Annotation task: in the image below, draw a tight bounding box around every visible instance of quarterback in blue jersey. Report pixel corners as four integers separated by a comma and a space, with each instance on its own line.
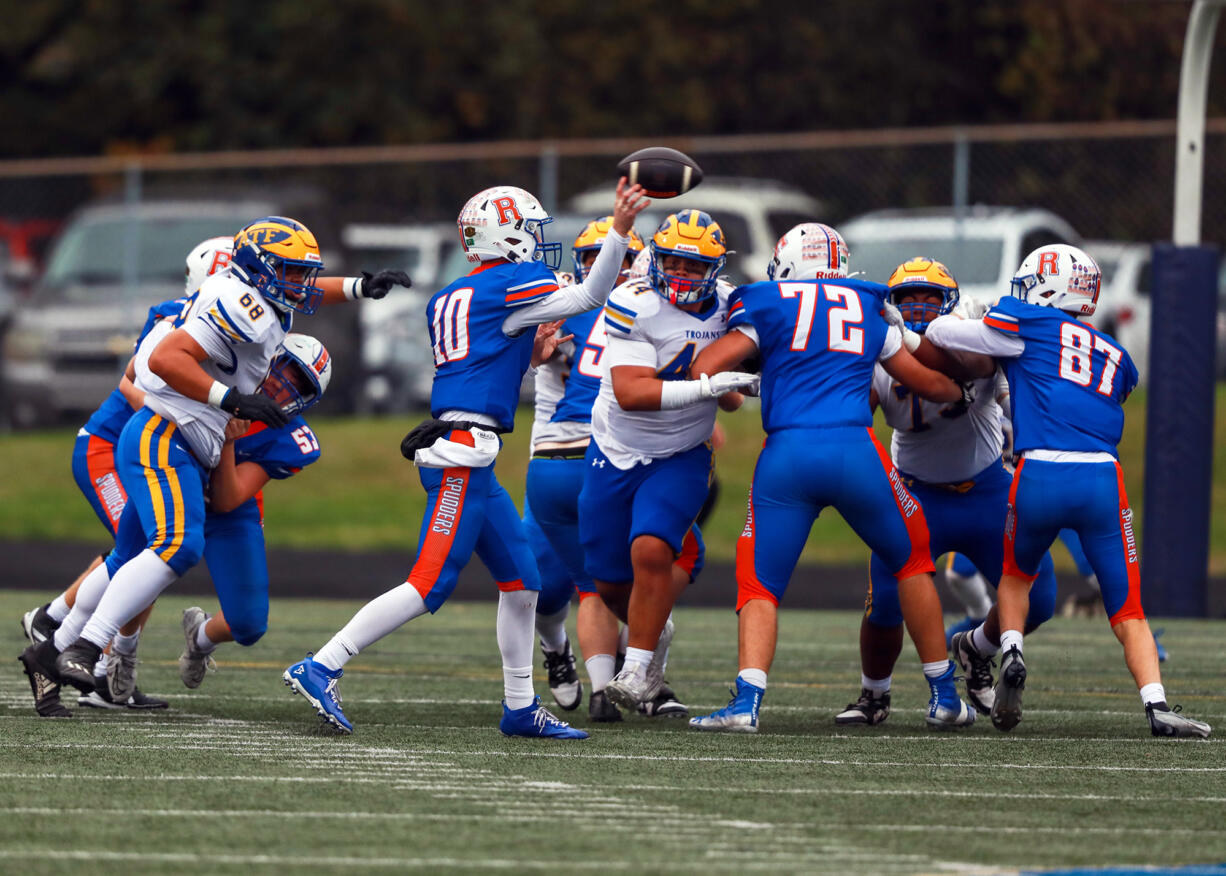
686, 223, 976, 734
835, 257, 1058, 727
922, 244, 1209, 738
284, 180, 649, 738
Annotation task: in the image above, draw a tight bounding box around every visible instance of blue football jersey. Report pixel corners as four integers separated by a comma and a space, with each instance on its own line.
83, 297, 189, 442
549, 307, 604, 425
428, 261, 558, 431
728, 278, 891, 432
234, 416, 321, 479
984, 297, 1138, 455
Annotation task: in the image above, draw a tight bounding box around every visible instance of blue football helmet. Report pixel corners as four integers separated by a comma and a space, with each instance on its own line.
231, 217, 325, 316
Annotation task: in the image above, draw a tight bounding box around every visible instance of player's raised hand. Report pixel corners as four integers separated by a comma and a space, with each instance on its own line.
224, 417, 251, 442
219, 388, 290, 429
612, 176, 650, 236
360, 270, 412, 299
882, 301, 906, 330
532, 319, 574, 367
700, 371, 760, 398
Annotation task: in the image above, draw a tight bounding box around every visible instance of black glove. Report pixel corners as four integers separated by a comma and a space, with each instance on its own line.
400, 419, 455, 461
360, 270, 412, 300
219, 388, 290, 429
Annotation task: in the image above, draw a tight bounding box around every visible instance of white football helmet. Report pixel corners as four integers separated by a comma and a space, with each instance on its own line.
185, 236, 235, 295
260, 333, 332, 416
767, 223, 849, 281
456, 186, 561, 269
627, 247, 652, 280
1010, 244, 1102, 317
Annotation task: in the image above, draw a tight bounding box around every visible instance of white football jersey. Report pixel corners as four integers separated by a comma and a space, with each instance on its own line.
528, 343, 591, 453
590, 278, 733, 469
871, 364, 1002, 483
135, 270, 290, 467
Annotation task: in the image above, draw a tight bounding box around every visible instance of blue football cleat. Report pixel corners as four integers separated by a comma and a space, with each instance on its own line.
1152, 628, 1169, 663
925, 662, 976, 729
283, 655, 353, 734
500, 696, 589, 739
689, 677, 764, 733
944, 614, 982, 651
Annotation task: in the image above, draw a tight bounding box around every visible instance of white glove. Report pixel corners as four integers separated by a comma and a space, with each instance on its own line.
961, 296, 991, 319
702, 371, 760, 397
882, 301, 906, 330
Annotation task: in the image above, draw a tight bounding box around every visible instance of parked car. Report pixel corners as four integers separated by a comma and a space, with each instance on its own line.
2, 194, 354, 428
838, 206, 1080, 304
568, 177, 823, 283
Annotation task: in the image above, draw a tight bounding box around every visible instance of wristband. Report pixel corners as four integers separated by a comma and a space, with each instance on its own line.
659, 377, 709, 410
343, 276, 364, 300
902, 329, 922, 353
207, 380, 230, 409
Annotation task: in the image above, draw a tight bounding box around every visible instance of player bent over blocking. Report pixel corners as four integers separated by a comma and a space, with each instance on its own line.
835, 258, 1059, 726
21, 218, 406, 712
578, 209, 758, 713
921, 244, 1209, 738
284, 180, 648, 737
686, 223, 975, 733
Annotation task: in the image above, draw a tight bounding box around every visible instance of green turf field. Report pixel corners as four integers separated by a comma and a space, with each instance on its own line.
3, 589, 1223, 875
4, 384, 1226, 572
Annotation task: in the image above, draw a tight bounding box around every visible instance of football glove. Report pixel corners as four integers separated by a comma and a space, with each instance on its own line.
881, 301, 906, 330
401, 419, 457, 461
360, 270, 412, 300
703, 371, 760, 397
219, 388, 290, 429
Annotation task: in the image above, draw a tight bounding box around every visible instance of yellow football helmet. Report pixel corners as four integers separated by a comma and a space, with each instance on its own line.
648, 209, 727, 304
887, 257, 960, 332
571, 216, 645, 281
232, 217, 325, 315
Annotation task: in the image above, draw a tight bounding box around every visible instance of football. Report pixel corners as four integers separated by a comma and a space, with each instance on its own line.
616, 146, 703, 198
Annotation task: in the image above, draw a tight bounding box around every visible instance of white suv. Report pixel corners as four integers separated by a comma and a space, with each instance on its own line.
838, 206, 1081, 303
569, 177, 823, 283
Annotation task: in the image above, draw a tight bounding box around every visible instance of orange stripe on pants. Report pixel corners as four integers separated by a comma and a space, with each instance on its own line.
407, 466, 472, 601
1001, 459, 1038, 581
85, 434, 127, 530
866, 428, 934, 579
735, 481, 776, 611
1108, 462, 1145, 626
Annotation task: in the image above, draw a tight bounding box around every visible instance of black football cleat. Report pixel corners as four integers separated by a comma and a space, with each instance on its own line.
18, 640, 71, 718
79, 675, 170, 711
542, 641, 582, 712
834, 688, 892, 726
56, 639, 103, 694
1147, 704, 1211, 739
21, 603, 60, 645
991, 647, 1026, 732
588, 690, 623, 723
639, 682, 688, 718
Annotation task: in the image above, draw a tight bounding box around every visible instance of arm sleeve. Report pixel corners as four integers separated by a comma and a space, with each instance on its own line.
532, 353, 569, 422
876, 325, 903, 361
732, 324, 760, 346
926, 314, 1025, 358
603, 334, 657, 369
502, 228, 630, 334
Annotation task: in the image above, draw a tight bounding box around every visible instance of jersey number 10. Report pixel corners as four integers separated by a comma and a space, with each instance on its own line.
780, 283, 865, 354
432, 288, 473, 366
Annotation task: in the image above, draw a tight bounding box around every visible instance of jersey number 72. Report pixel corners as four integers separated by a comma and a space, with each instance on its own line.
779, 283, 864, 354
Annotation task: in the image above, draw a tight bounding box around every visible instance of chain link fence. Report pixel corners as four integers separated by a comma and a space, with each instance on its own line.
0, 120, 1220, 423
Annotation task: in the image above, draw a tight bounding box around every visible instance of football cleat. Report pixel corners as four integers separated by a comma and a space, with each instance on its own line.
1147, 704, 1211, 739
639, 682, 688, 718
56, 639, 103, 693
283, 654, 353, 734
542, 641, 582, 712
835, 688, 891, 726
79, 676, 169, 711
588, 690, 623, 723
944, 614, 980, 651
21, 603, 60, 645
643, 618, 674, 700
107, 649, 139, 702
951, 631, 996, 715
604, 663, 661, 711
991, 647, 1027, 732
926, 663, 976, 729
18, 641, 71, 718
179, 607, 217, 689
689, 678, 763, 734
500, 696, 589, 740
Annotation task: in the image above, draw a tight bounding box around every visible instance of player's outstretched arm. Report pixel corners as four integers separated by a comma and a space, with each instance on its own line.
319, 271, 413, 306
209, 419, 273, 514
914, 334, 995, 381
881, 346, 963, 404
691, 330, 759, 380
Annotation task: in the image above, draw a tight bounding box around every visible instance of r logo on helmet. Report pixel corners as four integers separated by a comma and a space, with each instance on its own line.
492, 197, 522, 226
1037, 251, 1060, 277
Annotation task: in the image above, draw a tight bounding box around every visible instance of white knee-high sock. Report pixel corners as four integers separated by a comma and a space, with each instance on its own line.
536, 606, 569, 653
53, 562, 112, 651
585, 653, 616, 692
314, 582, 428, 671
498, 590, 538, 709
79, 550, 177, 650
946, 569, 994, 620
